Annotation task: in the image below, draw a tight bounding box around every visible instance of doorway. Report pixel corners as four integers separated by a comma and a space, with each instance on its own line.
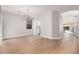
60, 10, 78, 34
33, 19, 41, 36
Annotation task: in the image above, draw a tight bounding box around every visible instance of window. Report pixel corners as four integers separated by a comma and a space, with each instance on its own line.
26, 20, 32, 29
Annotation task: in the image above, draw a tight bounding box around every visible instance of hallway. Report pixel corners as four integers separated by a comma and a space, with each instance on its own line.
0, 31, 79, 54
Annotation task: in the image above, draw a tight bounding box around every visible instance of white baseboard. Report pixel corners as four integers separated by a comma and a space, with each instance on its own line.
2, 34, 34, 39
3, 34, 62, 40
40, 35, 62, 39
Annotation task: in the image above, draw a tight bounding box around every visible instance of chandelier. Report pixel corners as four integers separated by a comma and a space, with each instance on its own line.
24, 9, 34, 20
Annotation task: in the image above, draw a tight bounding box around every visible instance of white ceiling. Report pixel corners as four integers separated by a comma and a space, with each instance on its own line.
1, 5, 79, 17
62, 10, 79, 25
62, 10, 79, 17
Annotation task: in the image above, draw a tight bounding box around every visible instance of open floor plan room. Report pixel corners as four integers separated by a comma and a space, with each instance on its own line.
0, 5, 79, 54
0, 34, 79, 54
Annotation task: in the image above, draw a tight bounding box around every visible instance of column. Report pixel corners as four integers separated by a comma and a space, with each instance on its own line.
75, 15, 79, 36
52, 11, 61, 39
0, 6, 2, 45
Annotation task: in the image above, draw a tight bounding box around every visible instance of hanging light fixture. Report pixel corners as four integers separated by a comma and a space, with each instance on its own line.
24, 9, 34, 20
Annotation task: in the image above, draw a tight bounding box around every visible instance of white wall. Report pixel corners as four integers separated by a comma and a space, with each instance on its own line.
39, 11, 53, 39
63, 16, 76, 24
75, 16, 79, 36
39, 11, 61, 39
59, 16, 64, 35
0, 11, 2, 45
2, 12, 33, 39
2, 10, 61, 39
33, 18, 38, 36
52, 11, 61, 39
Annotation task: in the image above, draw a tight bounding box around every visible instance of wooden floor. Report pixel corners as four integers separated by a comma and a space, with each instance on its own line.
0, 31, 79, 54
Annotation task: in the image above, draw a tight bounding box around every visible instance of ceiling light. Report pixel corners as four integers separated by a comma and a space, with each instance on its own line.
24, 9, 34, 20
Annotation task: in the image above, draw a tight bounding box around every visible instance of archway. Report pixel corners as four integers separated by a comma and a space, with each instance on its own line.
60, 10, 79, 36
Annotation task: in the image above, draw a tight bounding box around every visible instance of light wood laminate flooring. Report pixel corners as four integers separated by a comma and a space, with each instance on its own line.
0, 31, 79, 54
